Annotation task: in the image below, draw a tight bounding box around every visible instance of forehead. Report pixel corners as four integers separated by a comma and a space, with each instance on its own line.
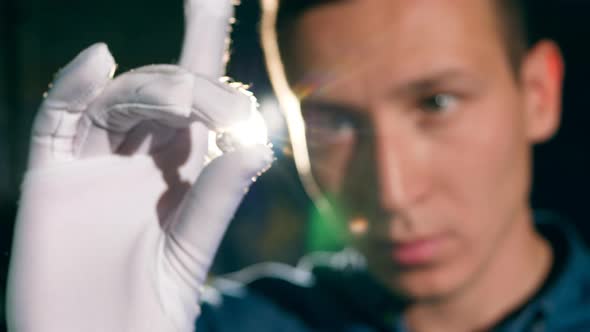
287, 0, 509, 103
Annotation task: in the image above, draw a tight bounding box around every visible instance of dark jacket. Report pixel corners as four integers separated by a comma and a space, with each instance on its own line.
196, 211, 590, 331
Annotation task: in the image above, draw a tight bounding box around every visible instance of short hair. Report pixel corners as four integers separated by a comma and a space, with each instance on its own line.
271, 0, 539, 76
494, 0, 536, 74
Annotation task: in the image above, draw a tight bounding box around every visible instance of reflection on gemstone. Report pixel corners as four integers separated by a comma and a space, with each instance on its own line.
215, 131, 237, 153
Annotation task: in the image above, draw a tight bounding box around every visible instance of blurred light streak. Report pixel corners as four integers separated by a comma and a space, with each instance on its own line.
258, 95, 287, 146
260, 0, 329, 213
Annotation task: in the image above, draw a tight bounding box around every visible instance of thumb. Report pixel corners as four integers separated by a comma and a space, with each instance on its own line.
30, 43, 116, 168
164, 144, 274, 284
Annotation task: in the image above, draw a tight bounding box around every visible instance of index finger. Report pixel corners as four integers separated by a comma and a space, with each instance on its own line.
179, 0, 235, 78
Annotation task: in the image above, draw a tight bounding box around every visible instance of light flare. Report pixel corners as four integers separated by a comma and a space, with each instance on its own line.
349, 217, 369, 236
207, 109, 269, 160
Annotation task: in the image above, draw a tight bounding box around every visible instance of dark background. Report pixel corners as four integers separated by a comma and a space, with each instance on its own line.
1, 0, 589, 330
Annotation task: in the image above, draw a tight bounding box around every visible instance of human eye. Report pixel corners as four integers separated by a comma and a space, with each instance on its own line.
302, 105, 358, 145
307, 112, 354, 133
418, 93, 458, 114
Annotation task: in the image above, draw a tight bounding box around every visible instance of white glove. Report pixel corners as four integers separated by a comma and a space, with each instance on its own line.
6, 1, 273, 331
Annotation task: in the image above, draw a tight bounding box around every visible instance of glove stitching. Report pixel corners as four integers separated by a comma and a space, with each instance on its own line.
93, 103, 192, 133
49, 106, 71, 160
54, 77, 108, 159
164, 232, 204, 289
156, 234, 202, 332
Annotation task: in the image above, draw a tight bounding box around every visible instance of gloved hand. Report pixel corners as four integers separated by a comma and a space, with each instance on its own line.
6, 1, 273, 331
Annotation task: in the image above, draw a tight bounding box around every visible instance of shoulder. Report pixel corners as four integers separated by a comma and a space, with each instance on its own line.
535, 211, 590, 331
549, 248, 590, 331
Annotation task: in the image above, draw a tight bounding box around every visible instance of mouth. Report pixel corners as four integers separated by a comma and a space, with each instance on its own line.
370, 234, 449, 267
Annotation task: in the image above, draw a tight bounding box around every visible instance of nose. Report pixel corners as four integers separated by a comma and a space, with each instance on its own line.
372, 110, 432, 212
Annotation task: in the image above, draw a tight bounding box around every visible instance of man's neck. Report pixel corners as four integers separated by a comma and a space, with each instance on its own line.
403, 209, 554, 332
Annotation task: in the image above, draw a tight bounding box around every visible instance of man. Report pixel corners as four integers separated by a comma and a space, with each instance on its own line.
237, 0, 590, 331
6, 0, 590, 332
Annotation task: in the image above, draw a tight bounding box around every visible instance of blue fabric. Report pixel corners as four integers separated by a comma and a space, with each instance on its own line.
195, 211, 590, 331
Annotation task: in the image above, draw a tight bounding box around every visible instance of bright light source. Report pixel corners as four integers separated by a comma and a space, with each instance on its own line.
217, 110, 268, 151
207, 109, 269, 161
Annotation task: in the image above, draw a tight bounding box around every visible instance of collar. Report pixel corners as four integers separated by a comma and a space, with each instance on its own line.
511, 210, 590, 331
313, 210, 590, 331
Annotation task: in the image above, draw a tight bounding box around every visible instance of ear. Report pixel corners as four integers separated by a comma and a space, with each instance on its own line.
520, 40, 565, 143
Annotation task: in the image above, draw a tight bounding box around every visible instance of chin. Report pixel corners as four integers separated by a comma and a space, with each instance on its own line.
369, 259, 473, 302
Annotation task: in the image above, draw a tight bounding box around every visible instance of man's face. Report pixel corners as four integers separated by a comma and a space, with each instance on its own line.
285, 0, 552, 299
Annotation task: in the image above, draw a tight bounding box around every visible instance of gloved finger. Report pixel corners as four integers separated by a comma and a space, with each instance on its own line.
179, 0, 265, 155
76, 65, 252, 157
163, 144, 274, 286
190, 76, 253, 130
29, 43, 116, 168
179, 0, 234, 78
76, 64, 193, 157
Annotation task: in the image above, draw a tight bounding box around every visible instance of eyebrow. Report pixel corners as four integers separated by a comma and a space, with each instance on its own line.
298, 69, 483, 113
390, 69, 483, 98
300, 99, 362, 116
